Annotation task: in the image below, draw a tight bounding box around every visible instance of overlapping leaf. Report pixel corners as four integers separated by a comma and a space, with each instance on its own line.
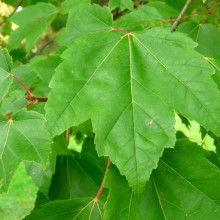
25, 137, 107, 219
150, 140, 220, 219
46, 5, 220, 193
56, 4, 112, 46
9, 3, 58, 52
108, 0, 134, 11
30, 55, 62, 84
181, 23, 220, 90
0, 110, 51, 192
49, 155, 100, 200
104, 140, 220, 219
60, 0, 90, 14
24, 198, 104, 220
113, 3, 172, 31
0, 49, 13, 72
25, 135, 68, 196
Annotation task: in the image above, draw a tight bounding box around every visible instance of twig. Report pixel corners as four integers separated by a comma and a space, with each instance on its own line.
171, 0, 193, 32
94, 158, 111, 201
162, 10, 207, 22
0, 0, 24, 26
25, 95, 48, 102
25, 100, 37, 108
24, 96, 48, 108
200, 2, 220, 24
66, 129, 69, 146
13, 74, 48, 108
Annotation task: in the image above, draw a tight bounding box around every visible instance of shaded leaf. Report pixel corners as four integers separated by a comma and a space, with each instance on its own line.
178, 114, 191, 129
0, 110, 51, 192
9, 3, 58, 52
25, 135, 68, 196
147, 1, 178, 19
104, 165, 149, 220
108, 0, 134, 11
150, 140, 220, 219
194, 24, 220, 57
48, 155, 100, 200
104, 140, 220, 219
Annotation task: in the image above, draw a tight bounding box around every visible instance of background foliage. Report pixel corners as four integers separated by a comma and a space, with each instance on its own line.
0, 0, 220, 219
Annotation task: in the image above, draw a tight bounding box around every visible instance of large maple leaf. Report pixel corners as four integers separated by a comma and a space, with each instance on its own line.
46, 6, 220, 193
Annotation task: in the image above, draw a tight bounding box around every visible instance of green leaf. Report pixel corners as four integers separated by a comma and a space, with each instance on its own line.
48, 155, 100, 200
179, 23, 220, 90
108, 0, 134, 11
179, 23, 220, 57
0, 90, 26, 115
0, 49, 13, 102
113, 4, 162, 31
0, 163, 38, 220
30, 55, 62, 84
147, 1, 178, 19
150, 140, 220, 219
104, 165, 149, 220
56, 4, 112, 46
0, 68, 13, 103
11, 64, 38, 91
104, 140, 220, 219
195, 24, 220, 57
25, 135, 68, 196
60, 0, 90, 14
8, 3, 58, 52
79, 137, 106, 185
112, 2, 178, 31
24, 198, 104, 220
0, 49, 13, 72
0, 110, 51, 192
46, 23, 220, 193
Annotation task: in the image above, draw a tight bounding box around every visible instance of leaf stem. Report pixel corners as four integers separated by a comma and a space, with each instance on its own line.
112, 27, 129, 34
171, 0, 192, 32
12, 74, 32, 95
94, 157, 111, 201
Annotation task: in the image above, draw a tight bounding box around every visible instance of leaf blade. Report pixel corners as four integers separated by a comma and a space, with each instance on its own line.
0, 110, 51, 192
